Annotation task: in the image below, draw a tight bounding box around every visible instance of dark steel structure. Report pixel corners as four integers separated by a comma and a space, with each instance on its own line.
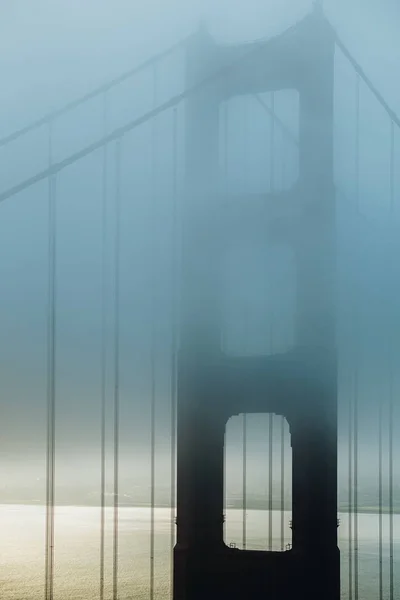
174, 10, 339, 600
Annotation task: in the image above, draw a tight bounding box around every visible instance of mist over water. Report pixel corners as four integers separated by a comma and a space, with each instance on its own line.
1, 505, 399, 600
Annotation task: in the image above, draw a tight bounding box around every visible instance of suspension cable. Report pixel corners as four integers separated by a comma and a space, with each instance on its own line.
0, 36, 274, 207
254, 95, 298, 148
169, 106, 179, 600
0, 36, 190, 149
149, 63, 158, 600
335, 35, 400, 131
256, 94, 395, 242
44, 121, 57, 600
112, 138, 122, 600
2, 20, 397, 153
100, 91, 109, 600
0, 18, 297, 155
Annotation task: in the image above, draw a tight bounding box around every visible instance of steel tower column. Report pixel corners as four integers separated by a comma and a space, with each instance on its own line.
174, 10, 339, 600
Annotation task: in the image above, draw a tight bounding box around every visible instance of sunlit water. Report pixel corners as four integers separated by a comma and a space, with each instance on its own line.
0, 504, 399, 599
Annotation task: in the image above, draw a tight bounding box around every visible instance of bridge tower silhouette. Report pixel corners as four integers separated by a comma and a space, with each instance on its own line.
174, 9, 339, 600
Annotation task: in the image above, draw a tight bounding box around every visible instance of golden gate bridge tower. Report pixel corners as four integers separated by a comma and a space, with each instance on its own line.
174, 8, 339, 600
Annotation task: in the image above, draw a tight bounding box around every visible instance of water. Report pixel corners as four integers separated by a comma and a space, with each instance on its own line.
0, 504, 399, 599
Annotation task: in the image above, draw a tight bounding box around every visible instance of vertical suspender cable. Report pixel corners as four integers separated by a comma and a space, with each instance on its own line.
242, 412, 247, 550
353, 72, 360, 600
268, 323, 273, 551
45, 121, 56, 600
280, 134, 287, 553
169, 106, 178, 600
280, 414, 285, 551
270, 91, 275, 194
100, 91, 109, 600
355, 74, 360, 214
281, 127, 287, 193
268, 94, 275, 552
390, 120, 395, 215
242, 100, 248, 552
222, 101, 229, 540
348, 382, 353, 600
283, 142, 287, 193
112, 138, 122, 600
378, 398, 383, 600
389, 346, 394, 600
388, 119, 395, 600
223, 101, 229, 197
353, 370, 359, 600
268, 409, 273, 550
150, 64, 158, 600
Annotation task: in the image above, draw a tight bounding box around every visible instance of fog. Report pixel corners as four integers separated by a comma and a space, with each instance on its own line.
0, 0, 399, 506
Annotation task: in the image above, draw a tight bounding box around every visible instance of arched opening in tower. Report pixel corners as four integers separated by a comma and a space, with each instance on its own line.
224, 412, 292, 552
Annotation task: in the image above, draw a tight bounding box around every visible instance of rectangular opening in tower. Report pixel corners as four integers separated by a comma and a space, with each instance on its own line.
224, 413, 292, 551
221, 242, 296, 356
218, 90, 299, 196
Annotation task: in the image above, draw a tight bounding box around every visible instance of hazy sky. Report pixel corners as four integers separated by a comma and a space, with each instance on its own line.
0, 0, 399, 130
0, 0, 399, 502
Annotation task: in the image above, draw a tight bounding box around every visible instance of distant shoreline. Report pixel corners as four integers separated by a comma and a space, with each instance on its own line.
1, 501, 399, 516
